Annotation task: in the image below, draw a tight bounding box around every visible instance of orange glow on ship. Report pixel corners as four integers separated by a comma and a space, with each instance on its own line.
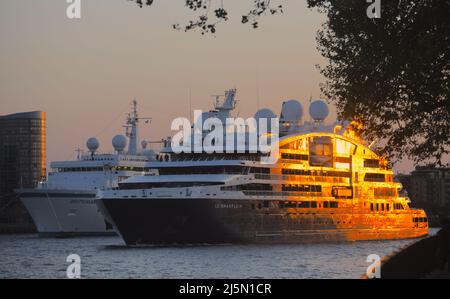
276, 123, 428, 241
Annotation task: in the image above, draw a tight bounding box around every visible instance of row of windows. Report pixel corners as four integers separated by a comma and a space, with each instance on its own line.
413, 217, 428, 223
56, 167, 104, 172
364, 173, 385, 182
374, 187, 397, 197
120, 181, 224, 189
282, 184, 322, 192
364, 159, 380, 168
279, 201, 338, 209
370, 202, 406, 212
393, 203, 404, 210
158, 166, 270, 175
281, 169, 352, 178
221, 183, 273, 191
56, 166, 146, 172
281, 153, 309, 161
370, 203, 390, 212
163, 153, 265, 162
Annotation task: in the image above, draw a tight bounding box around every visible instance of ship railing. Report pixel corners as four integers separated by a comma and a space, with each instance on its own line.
242, 190, 325, 198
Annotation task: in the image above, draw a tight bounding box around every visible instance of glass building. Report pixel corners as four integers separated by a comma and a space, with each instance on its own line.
0, 111, 46, 231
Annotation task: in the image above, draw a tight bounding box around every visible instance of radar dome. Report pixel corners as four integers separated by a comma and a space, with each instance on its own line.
281, 99, 303, 122
254, 108, 277, 133
309, 100, 329, 121
86, 137, 99, 153
254, 108, 277, 120
112, 135, 127, 152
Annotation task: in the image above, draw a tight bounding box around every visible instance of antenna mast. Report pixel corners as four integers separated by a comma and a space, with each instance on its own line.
124, 99, 151, 155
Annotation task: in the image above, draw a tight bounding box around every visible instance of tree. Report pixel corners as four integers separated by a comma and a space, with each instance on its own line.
128, 0, 283, 34
129, 0, 449, 166
307, 0, 449, 166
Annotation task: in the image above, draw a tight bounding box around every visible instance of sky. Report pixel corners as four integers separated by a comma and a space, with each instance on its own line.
0, 0, 415, 173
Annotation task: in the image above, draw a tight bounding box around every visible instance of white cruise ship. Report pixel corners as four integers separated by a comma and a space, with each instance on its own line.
16, 101, 158, 237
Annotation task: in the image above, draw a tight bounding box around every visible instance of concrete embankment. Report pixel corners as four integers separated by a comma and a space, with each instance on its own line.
378, 223, 450, 278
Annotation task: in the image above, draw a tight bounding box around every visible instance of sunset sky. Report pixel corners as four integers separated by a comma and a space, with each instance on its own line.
0, 0, 415, 173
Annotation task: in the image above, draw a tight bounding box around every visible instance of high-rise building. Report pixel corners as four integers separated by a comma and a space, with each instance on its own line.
0, 111, 46, 232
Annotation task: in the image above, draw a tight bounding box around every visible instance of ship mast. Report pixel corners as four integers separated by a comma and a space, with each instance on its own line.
213, 88, 237, 122
124, 99, 151, 155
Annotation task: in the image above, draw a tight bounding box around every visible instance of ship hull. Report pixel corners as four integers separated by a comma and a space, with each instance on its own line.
17, 189, 116, 237
98, 197, 428, 246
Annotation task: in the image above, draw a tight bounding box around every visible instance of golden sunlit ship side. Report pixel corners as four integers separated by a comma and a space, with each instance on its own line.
274, 128, 428, 242
97, 90, 428, 245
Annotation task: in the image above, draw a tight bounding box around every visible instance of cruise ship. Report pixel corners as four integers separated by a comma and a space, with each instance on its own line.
97, 89, 428, 245
16, 101, 157, 237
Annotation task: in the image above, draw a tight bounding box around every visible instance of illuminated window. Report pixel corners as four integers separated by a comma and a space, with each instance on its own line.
335, 138, 351, 156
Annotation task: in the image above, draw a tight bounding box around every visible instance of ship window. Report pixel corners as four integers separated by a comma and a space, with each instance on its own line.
298, 201, 311, 208
364, 159, 380, 168
263, 201, 270, 208
386, 203, 390, 211
394, 203, 404, 210
281, 138, 307, 151
376, 203, 379, 211
330, 201, 338, 208
258, 203, 262, 209
381, 203, 384, 211
309, 136, 333, 167
311, 202, 317, 208
374, 188, 396, 197
284, 201, 296, 208
335, 138, 351, 156
323, 201, 329, 208
332, 186, 353, 199
370, 203, 374, 211
364, 173, 385, 182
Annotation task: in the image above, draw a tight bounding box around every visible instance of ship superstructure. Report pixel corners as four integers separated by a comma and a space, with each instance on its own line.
97, 90, 428, 245
16, 101, 157, 237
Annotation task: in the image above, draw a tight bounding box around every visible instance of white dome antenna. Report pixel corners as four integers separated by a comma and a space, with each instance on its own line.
309, 100, 329, 122
86, 137, 99, 156
280, 99, 303, 135
112, 135, 127, 153
254, 108, 277, 133
254, 108, 277, 120
281, 99, 303, 122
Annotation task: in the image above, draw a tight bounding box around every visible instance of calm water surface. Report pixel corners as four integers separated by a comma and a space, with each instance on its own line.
0, 229, 439, 279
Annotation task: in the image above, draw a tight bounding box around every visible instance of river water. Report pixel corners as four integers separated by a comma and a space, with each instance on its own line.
0, 229, 439, 279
